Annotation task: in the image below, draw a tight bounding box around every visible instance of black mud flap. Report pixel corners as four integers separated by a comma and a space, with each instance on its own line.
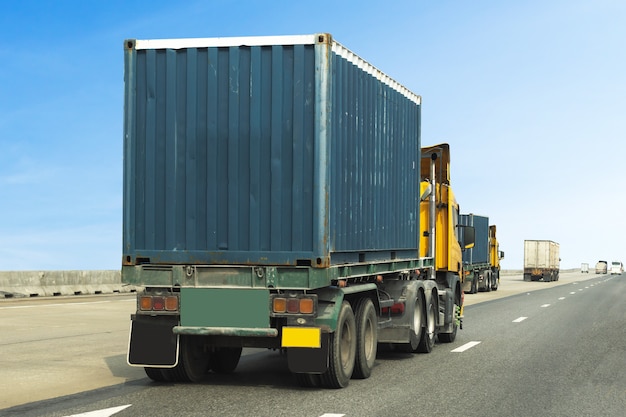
287, 332, 329, 373
128, 315, 179, 367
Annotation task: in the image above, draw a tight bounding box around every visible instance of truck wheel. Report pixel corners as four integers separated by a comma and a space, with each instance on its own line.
439, 291, 459, 343
353, 298, 377, 379
417, 293, 435, 353
210, 347, 242, 374
400, 293, 423, 353
322, 301, 356, 388
171, 335, 210, 382
491, 274, 499, 291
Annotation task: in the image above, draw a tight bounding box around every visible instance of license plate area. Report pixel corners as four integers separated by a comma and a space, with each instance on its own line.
281, 327, 321, 348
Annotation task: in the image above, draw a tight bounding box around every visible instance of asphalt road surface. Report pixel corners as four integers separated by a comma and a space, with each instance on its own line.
1, 271, 624, 417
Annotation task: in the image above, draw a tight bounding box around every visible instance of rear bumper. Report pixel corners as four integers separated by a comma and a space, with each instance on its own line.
173, 326, 278, 337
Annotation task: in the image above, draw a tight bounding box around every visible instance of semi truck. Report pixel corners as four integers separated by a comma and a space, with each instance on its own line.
459, 215, 504, 293
595, 261, 608, 274
523, 240, 560, 281
121, 34, 474, 389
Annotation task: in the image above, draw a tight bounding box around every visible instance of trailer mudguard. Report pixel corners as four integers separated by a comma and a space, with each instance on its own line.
287, 332, 330, 373
127, 315, 179, 367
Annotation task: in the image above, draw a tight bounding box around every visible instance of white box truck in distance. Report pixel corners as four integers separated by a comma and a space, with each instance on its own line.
523, 240, 560, 282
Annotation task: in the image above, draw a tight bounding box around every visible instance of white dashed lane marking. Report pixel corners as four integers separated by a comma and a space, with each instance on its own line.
65, 404, 132, 417
451, 341, 481, 352
513, 317, 528, 323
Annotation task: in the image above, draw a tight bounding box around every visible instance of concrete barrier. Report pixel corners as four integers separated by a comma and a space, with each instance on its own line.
2, 268, 580, 298
0, 270, 139, 298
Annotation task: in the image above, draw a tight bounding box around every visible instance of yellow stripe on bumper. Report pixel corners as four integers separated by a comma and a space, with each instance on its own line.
281, 327, 321, 348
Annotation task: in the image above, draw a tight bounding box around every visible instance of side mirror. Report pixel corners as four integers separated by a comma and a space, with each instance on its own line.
458, 225, 475, 250
420, 184, 432, 202
499, 251, 505, 260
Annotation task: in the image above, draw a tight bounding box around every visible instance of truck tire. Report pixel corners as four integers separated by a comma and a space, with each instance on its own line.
470, 278, 478, 294
491, 272, 499, 291
483, 272, 492, 292
438, 290, 459, 343
353, 298, 377, 379
210, 347, 242, 374
417, 293, 435, 353
400, 291, 423, 353
322, 301, 356, 388
170, 335, 210, 382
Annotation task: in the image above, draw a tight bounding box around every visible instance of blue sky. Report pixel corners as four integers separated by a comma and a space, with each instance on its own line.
1, 0, 624, 270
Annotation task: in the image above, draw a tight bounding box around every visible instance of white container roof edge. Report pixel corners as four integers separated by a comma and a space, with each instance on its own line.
131, 34, 421, 105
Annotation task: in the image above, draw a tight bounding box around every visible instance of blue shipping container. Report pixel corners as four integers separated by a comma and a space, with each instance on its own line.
459, 214, 490, 265
123, 34, 421, 268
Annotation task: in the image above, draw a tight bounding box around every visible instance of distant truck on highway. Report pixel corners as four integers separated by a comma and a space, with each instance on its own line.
459, 214, 504, 293
121, 34, 475, 388
610, 261, 623, 275
595, 261, 608, 274
523, 240, 560, 282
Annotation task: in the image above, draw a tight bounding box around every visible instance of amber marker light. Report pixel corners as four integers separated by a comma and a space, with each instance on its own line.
139, 296, 152, 311
165, 296, 178, 311
273, 297, 287, 313
299, 298, 314, 314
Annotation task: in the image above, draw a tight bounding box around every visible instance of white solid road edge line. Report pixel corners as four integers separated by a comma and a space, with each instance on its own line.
451, 341, 481, 352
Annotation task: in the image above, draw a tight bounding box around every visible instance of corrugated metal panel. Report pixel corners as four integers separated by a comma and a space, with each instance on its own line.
460, 214, 489, 265
123, 34, 421, 267
523, 240, 559, 269
329, 42, 420, 260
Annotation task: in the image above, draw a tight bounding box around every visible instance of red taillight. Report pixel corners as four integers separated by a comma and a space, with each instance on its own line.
287, 298, 300, 313
152, 296, 165, 311
382, 302, 405, 315
391, 302, 405, 314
